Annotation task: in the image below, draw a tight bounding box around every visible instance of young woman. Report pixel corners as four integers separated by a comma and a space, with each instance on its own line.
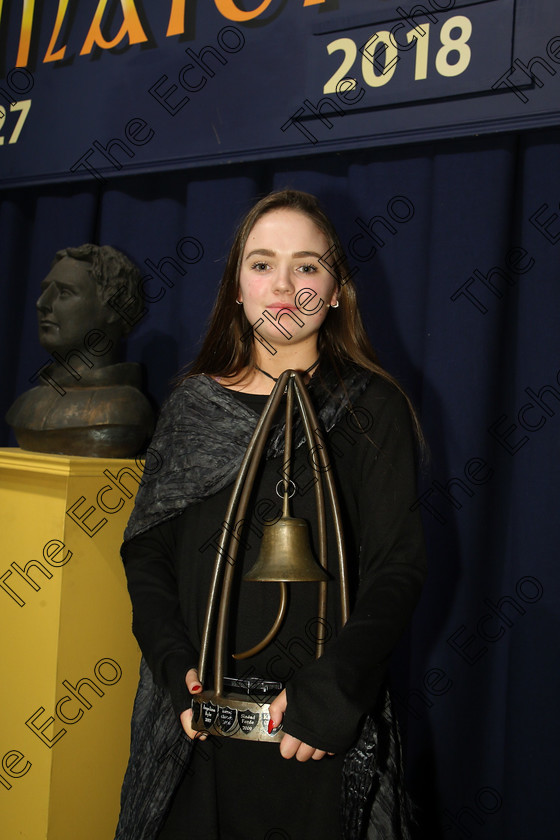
115, 190, 426, 840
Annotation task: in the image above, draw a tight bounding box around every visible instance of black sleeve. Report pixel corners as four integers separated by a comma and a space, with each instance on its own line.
282, 382, 427, 753
121, 517, 199, 718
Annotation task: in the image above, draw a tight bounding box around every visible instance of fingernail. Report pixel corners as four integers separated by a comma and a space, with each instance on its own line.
268, 719, 275, 734
192, 684, 202, 692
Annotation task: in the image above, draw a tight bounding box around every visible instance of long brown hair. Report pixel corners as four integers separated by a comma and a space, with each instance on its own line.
180, 189, 423, 445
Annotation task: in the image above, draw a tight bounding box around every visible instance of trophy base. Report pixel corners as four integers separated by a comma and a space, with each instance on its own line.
191, 688, 283, 742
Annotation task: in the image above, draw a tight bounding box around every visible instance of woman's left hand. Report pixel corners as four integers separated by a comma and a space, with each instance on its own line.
268, 689, 334, 762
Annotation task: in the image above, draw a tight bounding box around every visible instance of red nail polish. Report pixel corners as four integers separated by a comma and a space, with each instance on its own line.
192, 684, 202, 692
268, 719, 275, 734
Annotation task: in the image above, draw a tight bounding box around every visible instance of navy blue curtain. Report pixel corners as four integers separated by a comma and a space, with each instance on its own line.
1, 127, 559, 838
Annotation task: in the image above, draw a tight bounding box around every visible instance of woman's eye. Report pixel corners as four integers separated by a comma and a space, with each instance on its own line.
297, 263, 318, 274
251, 261, 270, 271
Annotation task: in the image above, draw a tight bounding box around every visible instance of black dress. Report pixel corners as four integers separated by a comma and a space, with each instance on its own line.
122, 376, 426, 840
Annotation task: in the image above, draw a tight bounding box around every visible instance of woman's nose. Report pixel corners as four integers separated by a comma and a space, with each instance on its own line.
273, 263, 295, 294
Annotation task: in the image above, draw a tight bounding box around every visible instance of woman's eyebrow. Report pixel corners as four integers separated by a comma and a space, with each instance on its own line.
244, 249, 323, 259
245, 248, 275, 259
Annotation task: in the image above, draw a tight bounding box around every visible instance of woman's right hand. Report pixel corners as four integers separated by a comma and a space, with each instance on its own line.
179, 667, 207, 741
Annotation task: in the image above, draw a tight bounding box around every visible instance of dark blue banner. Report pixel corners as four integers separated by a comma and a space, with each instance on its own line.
0, 0, 559, 187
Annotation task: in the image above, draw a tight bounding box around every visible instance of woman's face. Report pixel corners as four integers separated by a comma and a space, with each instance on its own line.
237, 208, 338, 351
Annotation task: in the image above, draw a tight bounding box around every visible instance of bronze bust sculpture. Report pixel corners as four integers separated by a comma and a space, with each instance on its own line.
6, 244, 154, 458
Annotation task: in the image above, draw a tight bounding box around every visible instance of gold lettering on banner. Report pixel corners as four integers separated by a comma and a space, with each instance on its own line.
43, 0, 71, 63
15, 0, 35, 67
213, 0, 275, 23
80, 0, 148, 56
167, 0, 186, 37
2, 0, 328, 68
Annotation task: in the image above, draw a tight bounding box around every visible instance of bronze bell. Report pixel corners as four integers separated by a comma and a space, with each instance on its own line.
244, 510, 329, 583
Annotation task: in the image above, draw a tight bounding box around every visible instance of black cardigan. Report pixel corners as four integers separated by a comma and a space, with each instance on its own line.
122, 375, 426, 754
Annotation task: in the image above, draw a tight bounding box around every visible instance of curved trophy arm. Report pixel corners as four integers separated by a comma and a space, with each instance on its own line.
198, 371, 291, 688
293, 372, 350, 630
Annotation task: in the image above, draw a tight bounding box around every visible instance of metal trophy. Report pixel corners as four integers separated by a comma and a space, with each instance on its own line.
191, 370, 349, 741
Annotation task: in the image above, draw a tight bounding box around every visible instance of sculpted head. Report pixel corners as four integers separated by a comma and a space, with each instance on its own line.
36, 244, 143, 357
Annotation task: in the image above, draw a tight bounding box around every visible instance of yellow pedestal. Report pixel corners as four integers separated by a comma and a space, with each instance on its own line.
0, 448, 143, 840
